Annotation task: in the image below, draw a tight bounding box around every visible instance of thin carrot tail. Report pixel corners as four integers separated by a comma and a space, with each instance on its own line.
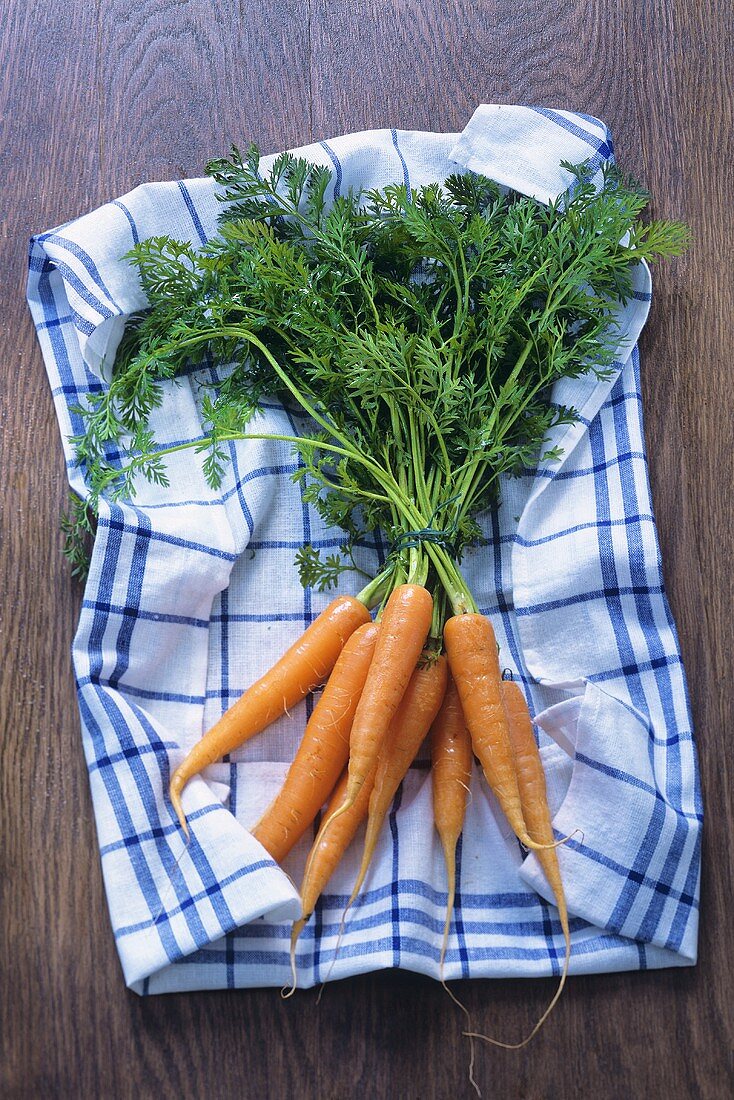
346, 841, 372, 916
438, 842, 480, 1099
328, 849, 370, 959
282, 918, 305, 999
443, 979, 480, 1099
465, 854, 572, 1049
149, 831, 192, 928
317, 816, 377, 993
465, 970, 568, 1050
465, 910, 571, 1050
169, 771, 190, 839
316, 903, 351, 1001
315, 863, 368, 1000
519, 825, 582, 852
438, 836, 456, 978
317, 794, 355, 840
472, 677, 572, 1047
345, 793, 391, 915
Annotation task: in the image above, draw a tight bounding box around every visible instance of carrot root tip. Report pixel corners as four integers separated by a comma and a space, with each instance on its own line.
462, 936, 571, 1050
282, 920, 305, 999
439, 950, 481, 1096
170, 788, 190, 840
521, 824, 578, 851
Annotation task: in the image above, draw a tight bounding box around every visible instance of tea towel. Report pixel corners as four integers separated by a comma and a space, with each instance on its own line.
27, 105, 701, 994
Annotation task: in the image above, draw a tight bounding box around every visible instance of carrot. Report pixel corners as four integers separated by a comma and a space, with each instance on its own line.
322, 583, 433, 831
443, 613, 557, 852
170, 594, 371, 836
309, 654, 448, 996
465, 681, 571, 1048
285, 763, 377, 994
502, 680, 570, 923
430, 675, 479, 1094
430, 675, 473, 974
343, 654, 448, 912
252, 621, 379, 863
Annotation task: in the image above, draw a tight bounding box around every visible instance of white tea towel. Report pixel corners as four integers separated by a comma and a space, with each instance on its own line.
27, 105, 701, 994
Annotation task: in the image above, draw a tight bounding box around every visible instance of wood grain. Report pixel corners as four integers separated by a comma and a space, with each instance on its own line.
97, 0, 311, 195
1, 2, 732, 1098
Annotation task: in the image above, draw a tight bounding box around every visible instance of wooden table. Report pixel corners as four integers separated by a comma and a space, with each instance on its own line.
2, 3, 732, 1097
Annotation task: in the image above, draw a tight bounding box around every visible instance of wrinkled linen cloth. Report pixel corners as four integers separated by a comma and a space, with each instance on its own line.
27, 105, 701, 994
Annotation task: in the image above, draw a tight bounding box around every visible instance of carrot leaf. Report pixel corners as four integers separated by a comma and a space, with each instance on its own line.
65, 147, 687, 611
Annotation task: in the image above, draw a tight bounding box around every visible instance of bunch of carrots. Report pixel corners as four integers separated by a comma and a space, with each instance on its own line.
67, 143, 686, 1048
169, 579, 570, 1046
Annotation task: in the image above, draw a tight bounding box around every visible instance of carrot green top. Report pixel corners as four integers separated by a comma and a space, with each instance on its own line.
65, 147, 687, 627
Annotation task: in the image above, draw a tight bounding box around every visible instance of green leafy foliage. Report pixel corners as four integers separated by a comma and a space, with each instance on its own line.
65, 147, 688, 607
61, 491, 96, 579
294, 544, 355, 592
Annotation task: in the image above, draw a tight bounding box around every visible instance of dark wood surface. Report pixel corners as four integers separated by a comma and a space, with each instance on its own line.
1, 2, 732, 1097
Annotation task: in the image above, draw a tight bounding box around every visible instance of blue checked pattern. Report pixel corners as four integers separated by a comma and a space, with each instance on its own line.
27, 106, 701, 994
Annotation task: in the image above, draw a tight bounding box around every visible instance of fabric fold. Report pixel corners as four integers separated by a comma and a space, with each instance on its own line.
520, 681, 700, 962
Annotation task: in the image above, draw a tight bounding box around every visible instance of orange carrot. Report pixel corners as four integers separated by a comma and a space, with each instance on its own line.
502, 680, 570, 923
430, 675, 473, 974
443, 613, 555, 852
311, 655, 448, 996
471, 679, 571, 1048
344, 654, 448, 910
285, 763, 377, 993
431, 675, 479, 1095
170, 594, 371, 836
323, 583, 433, 829
252, 621, 379, 863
